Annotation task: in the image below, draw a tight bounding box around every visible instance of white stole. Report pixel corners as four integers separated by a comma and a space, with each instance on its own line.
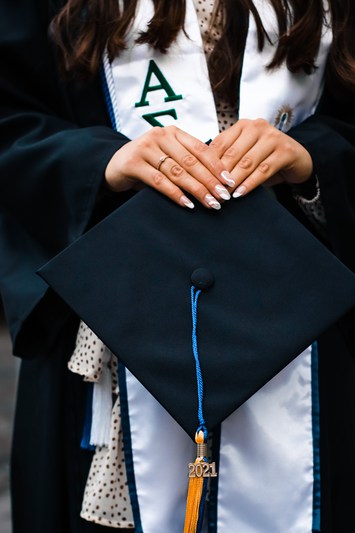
239, 0, 332, 128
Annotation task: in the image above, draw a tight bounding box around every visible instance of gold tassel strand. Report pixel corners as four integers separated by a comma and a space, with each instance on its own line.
183, 430, 211, 533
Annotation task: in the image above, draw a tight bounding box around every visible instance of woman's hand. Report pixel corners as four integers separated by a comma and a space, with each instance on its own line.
105, 125, 236, 209
209, 118, 314, 198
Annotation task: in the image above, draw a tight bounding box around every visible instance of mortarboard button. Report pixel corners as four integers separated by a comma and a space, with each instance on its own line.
191, 268, 214, 290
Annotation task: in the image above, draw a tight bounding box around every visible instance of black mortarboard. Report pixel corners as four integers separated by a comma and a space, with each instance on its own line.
38, 187, 355, 438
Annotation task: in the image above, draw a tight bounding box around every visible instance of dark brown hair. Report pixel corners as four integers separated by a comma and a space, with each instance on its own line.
51, 0, 355, 105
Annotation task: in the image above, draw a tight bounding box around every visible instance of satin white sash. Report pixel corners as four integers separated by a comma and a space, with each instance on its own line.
122, 347, 315, 532
239, 0, 332, 129
217, 346, 314, 532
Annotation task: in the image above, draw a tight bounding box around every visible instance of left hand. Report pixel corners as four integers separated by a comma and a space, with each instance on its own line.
208, 118, 314, 198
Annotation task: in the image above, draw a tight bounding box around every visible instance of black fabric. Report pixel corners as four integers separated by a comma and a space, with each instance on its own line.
287, 85, 355, 275
0, 0, 130, 359
39, 185, 355, 438
317, 324, 355, 533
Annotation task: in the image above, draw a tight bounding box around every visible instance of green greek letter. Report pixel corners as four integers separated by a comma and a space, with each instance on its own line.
135, 60, 183, 108
141, 109, 178, 127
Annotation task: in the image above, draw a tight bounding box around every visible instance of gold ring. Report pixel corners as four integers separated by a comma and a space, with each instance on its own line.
157, 154, 171, 171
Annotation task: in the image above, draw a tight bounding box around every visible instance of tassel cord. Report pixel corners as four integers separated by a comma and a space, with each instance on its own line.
190, 286, 207, 440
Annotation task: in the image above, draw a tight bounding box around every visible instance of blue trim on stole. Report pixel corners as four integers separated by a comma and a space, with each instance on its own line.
208, 425, 221, 533
100, 64, 118, 132
118, 363, 143, 532
312, 342, 321, 532
80, 383, 96, 451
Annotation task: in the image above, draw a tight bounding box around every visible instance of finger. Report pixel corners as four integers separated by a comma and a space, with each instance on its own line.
220, 130, 262, 174
146, 149, 223, 210
132, 158, 197, 209
209, 121, 243, 158
146, 126, 228, 206
174, 128, 236, 188
232, 154, 285, 198
229, 138, 275, 189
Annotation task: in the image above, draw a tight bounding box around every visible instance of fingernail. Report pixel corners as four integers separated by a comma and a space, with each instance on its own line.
233, 185, 247, 198
205, 194, 221, 210
215, 184, 231, 200
220, 170, 236, 187
180, 195, 195, 209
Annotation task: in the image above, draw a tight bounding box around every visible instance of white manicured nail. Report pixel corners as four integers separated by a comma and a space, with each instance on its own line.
220, 170, 236, 187
180, 195, 195, 209
205, 194, 221, 210
233, 185, 247, 198
215, 184, 231, 200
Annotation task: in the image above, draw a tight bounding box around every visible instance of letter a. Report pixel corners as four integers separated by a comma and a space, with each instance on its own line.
135, 60, 183, 108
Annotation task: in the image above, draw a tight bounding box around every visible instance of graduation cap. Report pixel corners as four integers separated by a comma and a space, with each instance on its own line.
38, 186, 355, 439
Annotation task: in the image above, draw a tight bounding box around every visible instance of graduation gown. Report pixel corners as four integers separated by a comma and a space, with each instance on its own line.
0, 1, 354, 531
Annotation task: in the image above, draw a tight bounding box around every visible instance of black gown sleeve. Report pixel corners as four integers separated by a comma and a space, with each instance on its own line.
285, 79, 355, 359
286, 81, 355, 273
0, 0, 130, 357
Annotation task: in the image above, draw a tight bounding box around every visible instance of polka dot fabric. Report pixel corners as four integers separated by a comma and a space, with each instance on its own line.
194, 0, 239, 131
69, 325, 134, 527
69, 320, 105, 383
81, 396, 135, 529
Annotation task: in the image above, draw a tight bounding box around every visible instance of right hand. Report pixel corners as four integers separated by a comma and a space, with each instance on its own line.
105, 125, 236, 209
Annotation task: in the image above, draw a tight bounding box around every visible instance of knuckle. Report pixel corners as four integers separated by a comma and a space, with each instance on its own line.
257, 162, 270, 175
188, 181, 206, 197
254, 118, 269, 129
282, 141, 295, 157
224, 146, 237, 159
238, 119, 249, 128
210, 138, 223, 151
269, 127, 282, 140
182, 154, 198, 167
205, 176, 218, 189
165, 125, 178, 135
150, 126, 164, 139
285, 140, 295, 152
152, 171, 165, 186
208, 159, 218, 172
120, 152, 139, 171
171, 164, 184, 177
244, 175, 258, 189
238, 156, 253, 170
193, 140, 208, 153
136, 138, 151, 151
120, 153, 138, 173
